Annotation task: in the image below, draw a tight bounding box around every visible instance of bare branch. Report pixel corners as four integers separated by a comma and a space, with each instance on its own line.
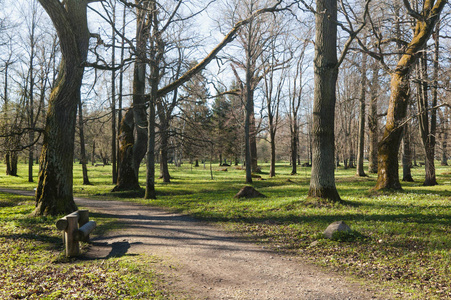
402, 0, 424, 21
157, 0, 286, 98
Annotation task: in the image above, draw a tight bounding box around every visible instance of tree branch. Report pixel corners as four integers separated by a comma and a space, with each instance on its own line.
156, 0, 285, 98
403, 0, 424, 21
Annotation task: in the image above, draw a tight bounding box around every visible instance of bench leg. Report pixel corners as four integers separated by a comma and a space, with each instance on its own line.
65, 215, 79, 257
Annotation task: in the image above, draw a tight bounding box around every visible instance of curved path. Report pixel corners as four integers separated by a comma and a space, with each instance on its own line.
1, 188, 386, 299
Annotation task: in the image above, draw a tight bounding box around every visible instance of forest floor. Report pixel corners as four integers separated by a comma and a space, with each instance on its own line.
74, 196, 387, 300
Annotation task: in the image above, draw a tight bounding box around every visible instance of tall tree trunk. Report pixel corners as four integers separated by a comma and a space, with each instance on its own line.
117, 5, 126, 177
402, 123, 414, 181
244, 31, 253, 183
91, 140, 96, 165
375, 0, 445, 190
290, 121, 298, 175
28, 18, 36, 183
244, 93, 253, 183
145, 1, 162, 200
35, 0, 90, 216
158, 119, 171, 182
308, 0, 341, 202
368, 62, 379, 173
356, 52, 367, 176
269, 131, 276, 177
156, 87, 177, 183
114, 3, 150, 191
145, 98, 156, 199
422, 24, 439, 185
441, 130, 448, 166
417, 49, 437, 186
78, 99, 91, 185
441, 113, 448, 166
250, 101, 258, 173
111, 2, 117, 184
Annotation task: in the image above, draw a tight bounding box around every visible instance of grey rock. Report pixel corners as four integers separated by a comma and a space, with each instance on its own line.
323, 221, 351, 239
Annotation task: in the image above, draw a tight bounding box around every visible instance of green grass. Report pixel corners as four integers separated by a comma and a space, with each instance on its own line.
1, 161, 451, 299
0, 192, 168, 299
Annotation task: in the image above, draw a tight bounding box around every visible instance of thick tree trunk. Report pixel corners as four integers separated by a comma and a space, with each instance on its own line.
375, 72, 408, 190
308, 0, 341, 202
35, 75, 80, 215
376, 0, 445, 190
113, 109, 140, 191
34, 0, 90, 216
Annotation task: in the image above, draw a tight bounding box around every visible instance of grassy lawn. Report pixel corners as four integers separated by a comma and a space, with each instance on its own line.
1, 161, 451, 299
0, 192, 169, 299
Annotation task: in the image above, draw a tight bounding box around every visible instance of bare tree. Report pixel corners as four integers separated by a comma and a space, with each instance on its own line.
34, 0, 94, 216
375, 0, 446, 190
307, 0, 368, 202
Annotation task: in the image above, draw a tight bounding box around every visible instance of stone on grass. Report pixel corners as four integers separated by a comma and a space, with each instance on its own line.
323, 221, 351, 239
234, 186, 266, 199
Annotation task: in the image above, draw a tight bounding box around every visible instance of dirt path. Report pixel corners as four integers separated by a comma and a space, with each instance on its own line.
2, 189, 386, 299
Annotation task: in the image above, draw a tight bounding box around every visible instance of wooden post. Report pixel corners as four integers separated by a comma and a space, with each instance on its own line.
77, 210, 90, 242
65, 215, 79, 257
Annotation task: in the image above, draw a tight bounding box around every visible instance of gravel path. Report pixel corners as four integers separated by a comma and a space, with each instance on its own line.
1, 189, 387, 299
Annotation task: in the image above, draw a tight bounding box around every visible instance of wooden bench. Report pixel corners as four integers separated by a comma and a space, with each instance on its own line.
56, 210, 96, 257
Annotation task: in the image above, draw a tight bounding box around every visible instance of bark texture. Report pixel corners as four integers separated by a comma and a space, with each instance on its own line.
113, 109, 141, 191
35, 0, 90, 216
308, 0, 341, 202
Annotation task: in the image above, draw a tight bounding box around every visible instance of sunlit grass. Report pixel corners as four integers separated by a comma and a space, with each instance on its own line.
0, 191, 169, 299
1, 161, 451, 298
